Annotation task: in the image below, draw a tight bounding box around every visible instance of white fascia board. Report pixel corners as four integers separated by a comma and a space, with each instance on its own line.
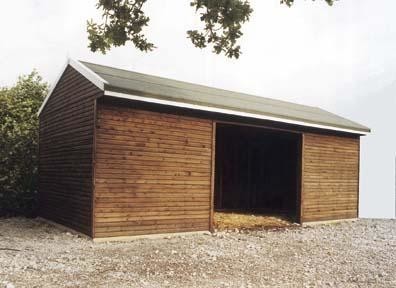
69, 58, 108, 90
104, 90, 369, 136
37, 58, 107, 116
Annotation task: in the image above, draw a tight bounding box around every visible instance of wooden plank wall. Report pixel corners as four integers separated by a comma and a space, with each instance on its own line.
94, 103, 213, 238
39, 66, 102, 236
302, 133, 360, 222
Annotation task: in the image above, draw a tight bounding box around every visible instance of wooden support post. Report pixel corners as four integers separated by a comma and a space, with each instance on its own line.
209, 121, 216, 232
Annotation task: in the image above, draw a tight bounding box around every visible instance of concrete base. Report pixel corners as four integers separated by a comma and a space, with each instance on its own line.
302, 218, 358, 227
93, 231, 211, 243
38, 217, 211, 243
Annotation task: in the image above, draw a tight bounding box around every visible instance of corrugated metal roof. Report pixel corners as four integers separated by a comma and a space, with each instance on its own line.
79, 61, 369, 134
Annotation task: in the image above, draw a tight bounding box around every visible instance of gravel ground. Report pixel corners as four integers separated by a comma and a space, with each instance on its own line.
0, 218, 395, 288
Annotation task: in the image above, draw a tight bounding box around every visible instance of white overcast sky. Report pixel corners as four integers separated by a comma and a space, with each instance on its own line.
1, 0, 395, 218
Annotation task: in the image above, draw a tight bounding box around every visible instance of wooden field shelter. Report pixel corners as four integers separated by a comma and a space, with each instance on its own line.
38, 59, 370, 240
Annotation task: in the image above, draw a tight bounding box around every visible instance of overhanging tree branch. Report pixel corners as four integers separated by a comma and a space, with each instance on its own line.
87, 0, 337, 59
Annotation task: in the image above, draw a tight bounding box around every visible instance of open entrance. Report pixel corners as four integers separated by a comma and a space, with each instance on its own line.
214, 123, 301, 229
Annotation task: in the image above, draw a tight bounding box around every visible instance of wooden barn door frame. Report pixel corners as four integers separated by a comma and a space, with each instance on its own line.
211, 120, 304, 225
297, 134, 304, 224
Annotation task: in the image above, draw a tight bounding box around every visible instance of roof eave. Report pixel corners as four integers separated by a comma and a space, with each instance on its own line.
104, 89, 370, 136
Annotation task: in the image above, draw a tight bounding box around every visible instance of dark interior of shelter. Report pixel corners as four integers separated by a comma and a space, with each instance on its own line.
214, 123, 301, 221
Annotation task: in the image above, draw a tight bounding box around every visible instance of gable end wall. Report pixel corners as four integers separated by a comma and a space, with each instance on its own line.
38, 65, 102, 236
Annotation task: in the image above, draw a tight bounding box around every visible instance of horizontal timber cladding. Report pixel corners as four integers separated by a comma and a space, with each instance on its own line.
302, 133, 360, 222
94, 104, 214, 238
39, 65, 103, 236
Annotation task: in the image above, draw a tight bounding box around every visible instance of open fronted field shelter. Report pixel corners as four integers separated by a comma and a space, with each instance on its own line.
38, 59, 370, 240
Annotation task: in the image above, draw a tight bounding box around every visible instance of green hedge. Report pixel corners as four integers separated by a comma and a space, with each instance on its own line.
0, 72, 47, 217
